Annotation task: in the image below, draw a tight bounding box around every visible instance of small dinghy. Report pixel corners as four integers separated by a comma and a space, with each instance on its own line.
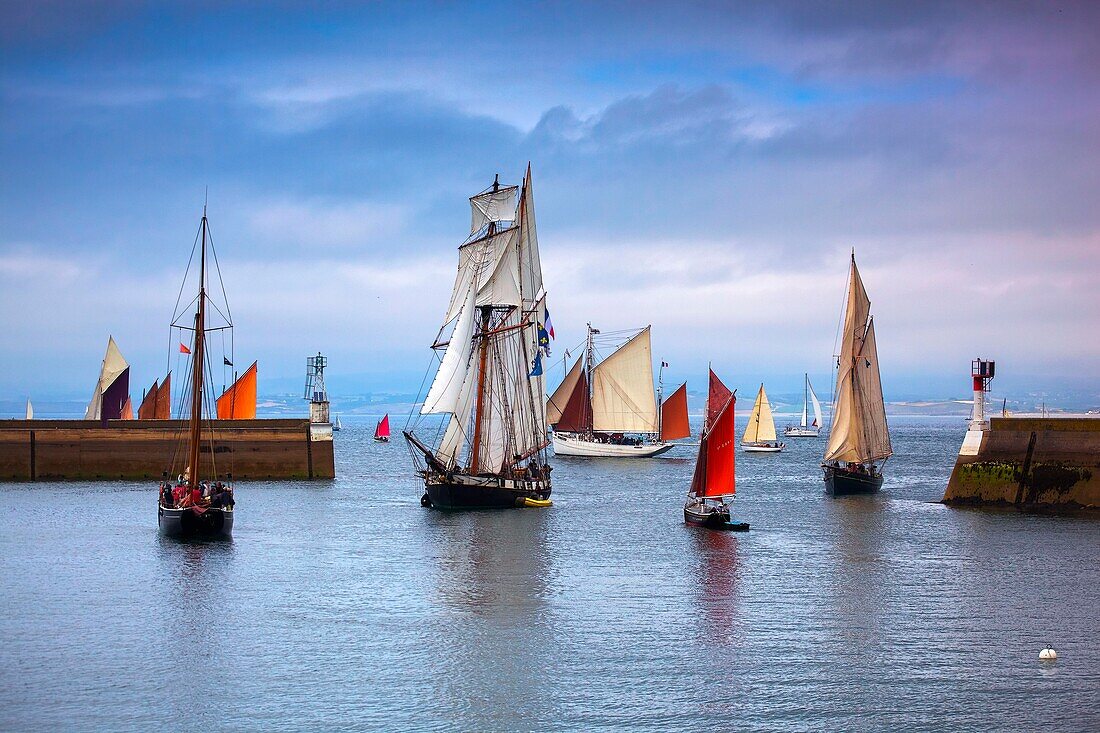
684, 369, 749, 532
374, 414, 390, 442
741, 383, 785, 452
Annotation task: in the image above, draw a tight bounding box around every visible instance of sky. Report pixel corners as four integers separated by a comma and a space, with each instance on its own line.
2, 1, 1098, 403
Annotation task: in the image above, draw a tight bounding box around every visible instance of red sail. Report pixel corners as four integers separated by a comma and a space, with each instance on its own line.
706, 368, 732, 431
375, 414, 390, 438
155, 372, 172, 419
216, 361, 258, 419
137, 379, 159, 419
660, 382, 690, 440
554, 370, 591, 433
691, 370, 736, 498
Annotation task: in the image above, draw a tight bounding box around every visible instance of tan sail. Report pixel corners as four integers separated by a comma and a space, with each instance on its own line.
742, 384, 777, 443
591, 327, 658, 433
825, 256, 892, 463
84, 336, 129, 420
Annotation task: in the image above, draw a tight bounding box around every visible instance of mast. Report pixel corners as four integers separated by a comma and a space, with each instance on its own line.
469, 307, 491, 473
656, 360, 665, 438
585, 323, 595, 437
187, 210, 207, 487
802, 373, 809, 428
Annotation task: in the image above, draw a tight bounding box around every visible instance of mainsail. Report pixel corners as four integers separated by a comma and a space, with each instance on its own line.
416, 168, 549, 474
824, 255, 892, 464
216, 361, 258, 419
591, 327, 658, 433
742, 384, 777, 443
84, 336, 130, 423
801, 374, 823, 429
690, 370, 736, 499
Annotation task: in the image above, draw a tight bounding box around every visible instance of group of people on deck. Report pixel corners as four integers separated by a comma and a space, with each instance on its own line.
159, 479, 234, 509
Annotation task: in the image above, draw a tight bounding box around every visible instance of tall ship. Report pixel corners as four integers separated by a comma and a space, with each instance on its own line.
684, 369, 747, 530
785, 373, 823, 437
404, 167, 553, 510
741, 383, 785, 452
157, 207, 236, 538
822, 253, 892, 495
548, 325, 688, 457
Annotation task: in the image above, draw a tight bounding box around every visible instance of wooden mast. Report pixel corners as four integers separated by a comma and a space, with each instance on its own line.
186, 210, 207, 488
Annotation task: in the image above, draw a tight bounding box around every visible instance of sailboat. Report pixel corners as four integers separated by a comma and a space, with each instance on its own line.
84, 336, 130, 426
374, 414, 390, 442
741, 383, 785, 452
332, 414, 342, 432
548, 324, 686, 457
404, 167, 553, 510
25, 399, 33, 420
785, 373, 823, 437
157, 207, 235, 538
684, 369, 748, 531
822, 252, 892, 495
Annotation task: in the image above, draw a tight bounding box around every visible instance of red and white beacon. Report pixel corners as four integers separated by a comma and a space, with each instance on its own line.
970, 358, 996, 430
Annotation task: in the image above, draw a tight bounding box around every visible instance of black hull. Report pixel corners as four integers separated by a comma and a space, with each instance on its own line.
823, 464, 884, 495
158, 505, 233, 539
683, 503, 749, 531
424, 478, 551, 510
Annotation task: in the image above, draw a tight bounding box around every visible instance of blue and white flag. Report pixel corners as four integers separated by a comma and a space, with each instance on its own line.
529, 352, 544, 377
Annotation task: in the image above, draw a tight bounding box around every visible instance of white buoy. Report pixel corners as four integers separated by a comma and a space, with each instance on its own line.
1039, 646, 1058, 661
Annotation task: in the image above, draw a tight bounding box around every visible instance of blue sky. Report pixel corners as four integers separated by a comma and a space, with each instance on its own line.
2, 1, 1098, 402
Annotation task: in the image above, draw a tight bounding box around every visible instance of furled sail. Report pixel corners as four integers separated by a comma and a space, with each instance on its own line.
660, 382, 690, 440
84, 336, 129, 421
690, 371, 736, 498
825, 256, 892, 463
548, 357, 583, 425
591, 327, 658, 433
216, 361, 258, 419
469, 184, 518, 234
742, 384, 777, 443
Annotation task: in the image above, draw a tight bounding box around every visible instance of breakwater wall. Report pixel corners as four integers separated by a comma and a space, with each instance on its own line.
943, 417, 1100, 511
0, 419, 334, 481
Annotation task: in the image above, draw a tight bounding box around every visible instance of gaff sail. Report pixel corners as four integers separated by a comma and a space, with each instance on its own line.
217, 361, 258, 419
660, 382, 690, 441
690, 370, 736, 499
375, 414, 391, 439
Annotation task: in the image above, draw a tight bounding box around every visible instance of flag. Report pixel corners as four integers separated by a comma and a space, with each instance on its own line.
179, 343, 191, 355
543, 307, 555, 339
537, 324, 551, 355
528, 352, 543, 377
224, 356, 233, 367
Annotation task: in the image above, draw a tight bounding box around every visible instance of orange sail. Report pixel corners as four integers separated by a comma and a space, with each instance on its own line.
137, 379, 159, 419
690, 370, 736, 498
120, 396, 134, 420
216, 361, 257, 419
155, 372, 171, 419
660, 382, 690, 440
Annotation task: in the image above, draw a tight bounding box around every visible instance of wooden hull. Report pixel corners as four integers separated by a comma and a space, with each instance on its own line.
741, 442, 785, 453
683, 499, 749, 531
158, 505, 233, 539
823, 463, 883, 495
553, 432, 674, 458
422, 472, 552, 510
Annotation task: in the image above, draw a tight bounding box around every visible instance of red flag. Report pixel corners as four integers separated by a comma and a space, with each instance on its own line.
179, 343, 191, 354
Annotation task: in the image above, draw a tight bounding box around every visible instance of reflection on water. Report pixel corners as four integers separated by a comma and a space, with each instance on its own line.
1, 417, 1098, 732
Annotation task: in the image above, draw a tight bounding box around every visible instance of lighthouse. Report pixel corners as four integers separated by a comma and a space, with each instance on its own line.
304, 352, 333, 439
960, 358, 995, 456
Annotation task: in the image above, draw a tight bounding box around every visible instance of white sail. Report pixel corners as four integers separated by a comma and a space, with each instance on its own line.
517, 167, 543, 306
825, 257, 891, 463
422, 280, 477, 416
800, 375, 809, 428
743, 384, 777, 443
25, 399, 33, 420
591, 327, 658, 433
84, 336, 129, 420
441, 227, 521, 326
809, 378, 823, 429
469, 185, 518, 234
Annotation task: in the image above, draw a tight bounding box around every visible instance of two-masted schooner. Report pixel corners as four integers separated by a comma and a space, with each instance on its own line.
684, 369, 748, 531
741, 383, 785, 452
822, 253, 892, 495
785, 373, 823, 437
404, 167, 553, 510
157, 208, 236, 538
548, 324, 688, 457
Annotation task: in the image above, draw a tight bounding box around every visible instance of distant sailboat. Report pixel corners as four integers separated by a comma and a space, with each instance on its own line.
25, 399, 32, 420
84, 336, 130, 426
332, 414, 342, 432
157, 207, 235, 538
741, 383, 785, 452
404, 167, 553, 510
217, 361, 258, 419
137, 373, 172, 419
684, 369, 748, 531
822, 252, 892, 495
785, 373, 823, 437
374, 414, 390, 442
549, 324, 684, 457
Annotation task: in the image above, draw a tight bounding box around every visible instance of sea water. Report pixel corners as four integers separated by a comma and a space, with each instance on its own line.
1, 416, 1098, 731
